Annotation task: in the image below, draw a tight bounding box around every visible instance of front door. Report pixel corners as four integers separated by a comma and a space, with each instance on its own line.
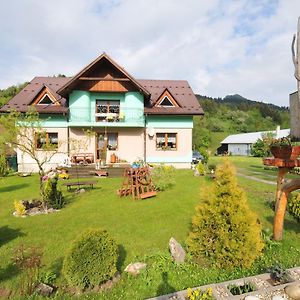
96, 133, 107, 164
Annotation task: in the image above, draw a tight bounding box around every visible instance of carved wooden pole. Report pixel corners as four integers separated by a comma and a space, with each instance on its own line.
273, 177, 300, 240
292, 17, 300, 102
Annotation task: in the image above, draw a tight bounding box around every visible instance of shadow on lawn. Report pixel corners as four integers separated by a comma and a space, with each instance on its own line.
266, 216, 300, 235
117, 245, 126, 271
0, 263, 20, 282
0, 183, 29, 193
0, 226, 25, 247
50, 257, 64, 277
156, 272, 176, 296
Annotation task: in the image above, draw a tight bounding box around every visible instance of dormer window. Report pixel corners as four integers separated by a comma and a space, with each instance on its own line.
32, 86, 60, 106
155, 88, 179, 108
37, 94, 54, 105
158, 96, 175, 107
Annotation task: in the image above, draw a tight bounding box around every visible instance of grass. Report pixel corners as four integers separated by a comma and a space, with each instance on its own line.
0, 157, 300, 299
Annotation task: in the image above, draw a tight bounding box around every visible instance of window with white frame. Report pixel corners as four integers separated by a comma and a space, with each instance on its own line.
36, 132, 58, 149
95, 100, 120, 121
156, 133, 177, 150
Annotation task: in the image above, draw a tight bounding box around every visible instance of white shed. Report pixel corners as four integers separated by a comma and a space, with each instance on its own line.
219, 128, 290, 156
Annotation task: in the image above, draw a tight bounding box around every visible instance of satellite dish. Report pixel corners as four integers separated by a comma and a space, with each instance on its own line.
148, 127, 155, 137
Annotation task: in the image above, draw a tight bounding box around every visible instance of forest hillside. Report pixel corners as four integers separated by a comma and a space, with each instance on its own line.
193, 94, 290, 153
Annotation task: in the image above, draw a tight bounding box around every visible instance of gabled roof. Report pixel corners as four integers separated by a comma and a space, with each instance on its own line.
221, 129, 290, 144
1, 54, 203, 116
0, 77, 69, 114
139, 79, 203, 115
57, 52, 150, 97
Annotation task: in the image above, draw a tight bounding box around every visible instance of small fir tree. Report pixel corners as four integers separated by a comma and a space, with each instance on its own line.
187, 160, 264, 269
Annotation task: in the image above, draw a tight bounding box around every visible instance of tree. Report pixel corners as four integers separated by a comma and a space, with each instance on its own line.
0, 108, 64, 197
251, 132, 275, 157
187, 161, 264, 269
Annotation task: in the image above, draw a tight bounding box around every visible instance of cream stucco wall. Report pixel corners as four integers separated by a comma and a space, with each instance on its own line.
94, 127, 144, 163
17, 127, 69, 173
145, 128, 192, 168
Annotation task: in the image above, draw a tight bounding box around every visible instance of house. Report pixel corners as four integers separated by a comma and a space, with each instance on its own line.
0, 53, 203, 172
290, 91, 300, 140
218, 127, 290, 156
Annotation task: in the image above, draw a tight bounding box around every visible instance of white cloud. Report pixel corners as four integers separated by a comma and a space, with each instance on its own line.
0, 0, 300, 106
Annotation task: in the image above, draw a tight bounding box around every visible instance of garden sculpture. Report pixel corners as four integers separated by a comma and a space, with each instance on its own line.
118, 166, 157, 200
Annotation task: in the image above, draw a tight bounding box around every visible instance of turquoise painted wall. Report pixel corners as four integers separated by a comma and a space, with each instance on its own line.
69, 91, 90, 122
39, 115, 68, 128
146, 116, 193, 129
68, 90, 144, 127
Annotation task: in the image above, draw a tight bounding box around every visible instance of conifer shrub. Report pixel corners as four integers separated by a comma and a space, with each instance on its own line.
62, 228, 118, 290
187, 161, 264, 269
196, 162, 206, 175
43, 174, 65, 209
0, 154, 9, 177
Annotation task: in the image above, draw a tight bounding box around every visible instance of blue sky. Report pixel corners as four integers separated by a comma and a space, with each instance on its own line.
0, 0, 299, 106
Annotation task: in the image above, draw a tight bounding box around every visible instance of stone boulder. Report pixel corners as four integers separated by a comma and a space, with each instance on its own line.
35, 283, 54, 297
124, 262, 147, 276
169, 237, 186, 264
285, 283, 300, 300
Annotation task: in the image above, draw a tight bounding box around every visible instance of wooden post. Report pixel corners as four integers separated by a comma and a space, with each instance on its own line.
273, 177, 300, 240
273, 191, 288, 241
275, 167, 288, 211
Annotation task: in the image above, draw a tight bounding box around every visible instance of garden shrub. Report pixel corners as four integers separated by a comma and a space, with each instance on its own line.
199, 147, 209, 164
196, 162, 206, 175
151, 164, 175, 191
62, 228, 118, 290
14, 200, 26, 216
187, 160, 264, 269
288, 193, 300, 222
12, 244, 43, 295
0, 154, 9, 177
43, 173, 65, 209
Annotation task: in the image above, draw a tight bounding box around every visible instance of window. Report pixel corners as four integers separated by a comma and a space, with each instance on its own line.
36, 132, 58, 149
107, 133, 118, 150
156, 133, 177, 150
158, 96, 175, 107
37, 94, 54, 105
96, 133, 118, 158
95, 100, 120, 121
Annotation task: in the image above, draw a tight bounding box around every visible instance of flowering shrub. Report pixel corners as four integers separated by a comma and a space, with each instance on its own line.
151, 164, 175, 191
14, 200, 26, 216
186, 287, 214, 300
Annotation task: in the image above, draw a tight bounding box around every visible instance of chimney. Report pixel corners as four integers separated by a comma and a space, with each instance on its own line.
276, 125, 280, 137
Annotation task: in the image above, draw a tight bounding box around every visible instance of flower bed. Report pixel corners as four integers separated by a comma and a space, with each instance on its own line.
147, 267, 300, 300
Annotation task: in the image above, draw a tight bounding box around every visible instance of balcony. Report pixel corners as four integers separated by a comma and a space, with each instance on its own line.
69, 107, 145, 127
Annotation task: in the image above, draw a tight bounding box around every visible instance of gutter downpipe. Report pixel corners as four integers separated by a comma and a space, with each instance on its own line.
144, 113, 147, 164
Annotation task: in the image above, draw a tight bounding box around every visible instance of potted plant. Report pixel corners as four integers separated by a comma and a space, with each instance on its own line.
270, 137, 292, 159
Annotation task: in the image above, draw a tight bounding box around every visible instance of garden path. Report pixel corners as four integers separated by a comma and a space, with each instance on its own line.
236, 172, 276, 185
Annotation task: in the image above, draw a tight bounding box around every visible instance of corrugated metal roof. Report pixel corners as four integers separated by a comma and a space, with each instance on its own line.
221, 129, 290, 144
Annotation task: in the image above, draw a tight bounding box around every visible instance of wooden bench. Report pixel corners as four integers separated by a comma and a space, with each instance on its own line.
62, 180, 97, 191
71, 153, 94, 164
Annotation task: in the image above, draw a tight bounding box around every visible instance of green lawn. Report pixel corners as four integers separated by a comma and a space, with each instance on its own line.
0, 158, 300, 299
